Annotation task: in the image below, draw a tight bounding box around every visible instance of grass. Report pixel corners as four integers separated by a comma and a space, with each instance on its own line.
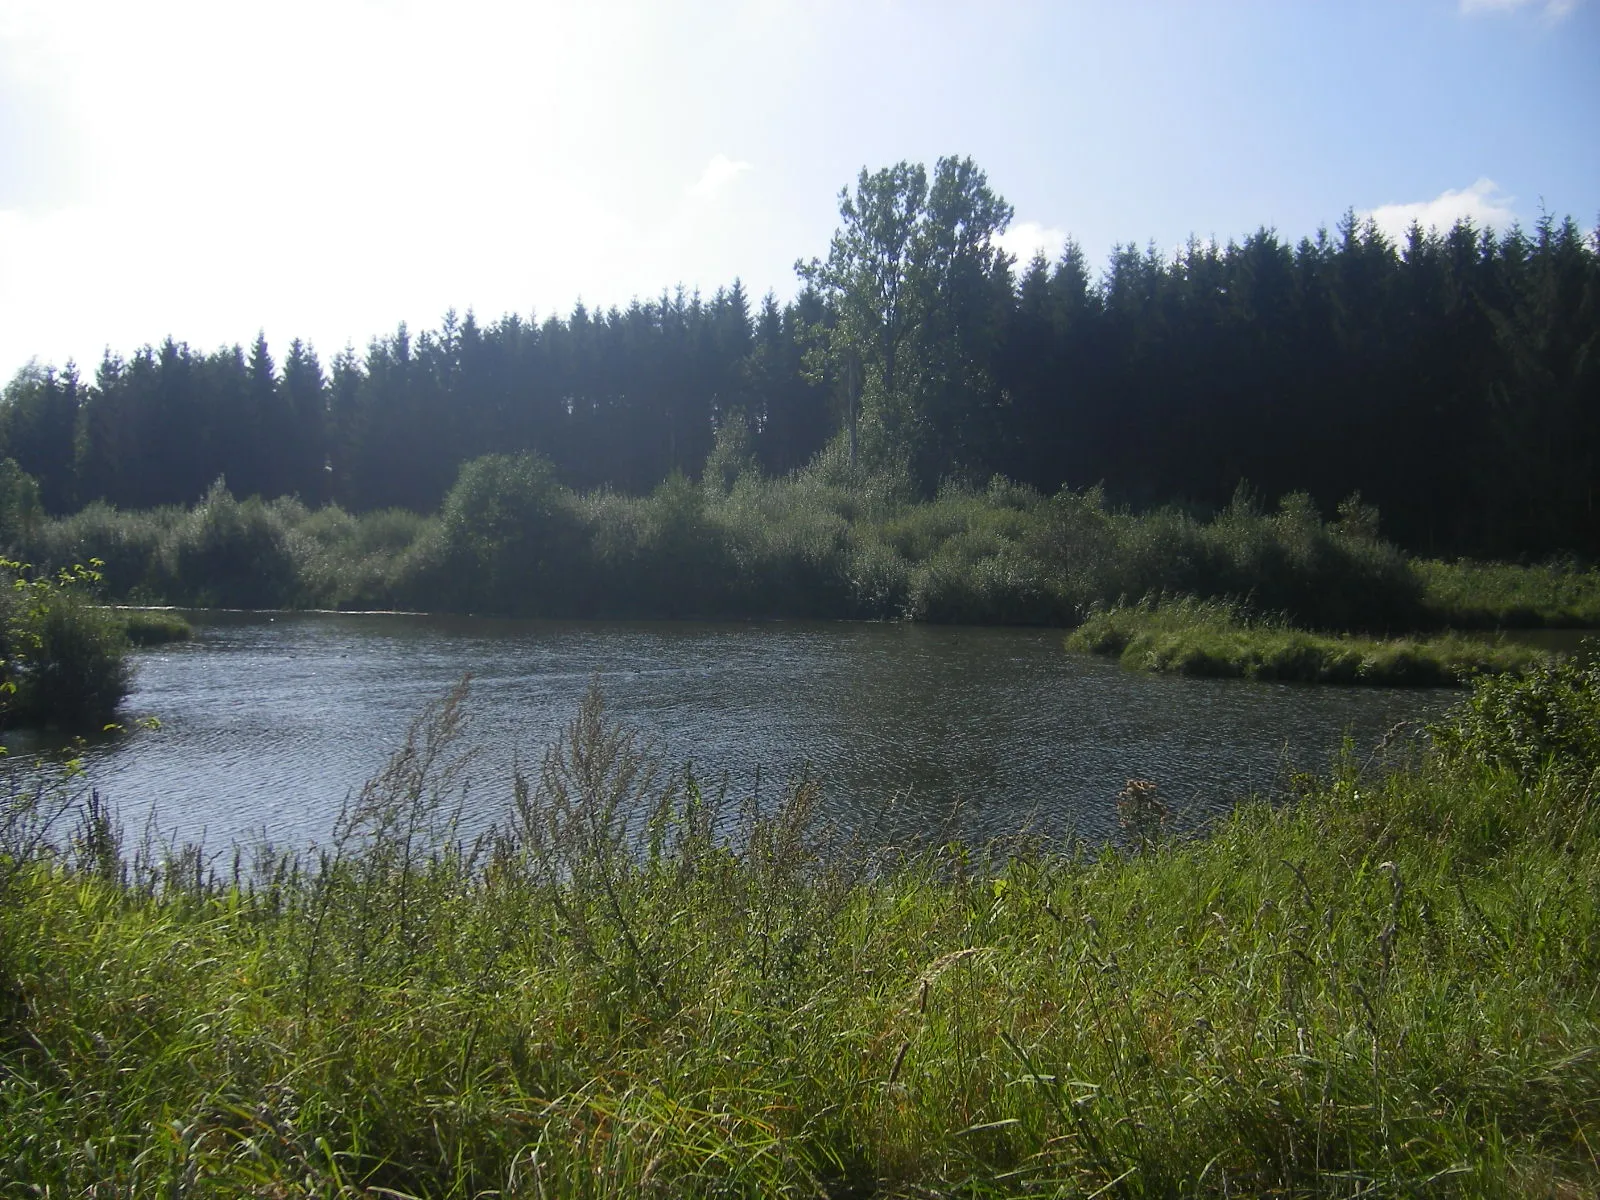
1417, 558, 1600, 629
2, 671, 1597, 1196
1067, 598, 1550, 687
113, 607, 193, 646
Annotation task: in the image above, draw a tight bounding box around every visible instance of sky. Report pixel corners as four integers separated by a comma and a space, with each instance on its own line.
1, 0, 1596, 383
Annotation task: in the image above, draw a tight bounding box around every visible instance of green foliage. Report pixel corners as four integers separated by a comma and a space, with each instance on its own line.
168, 479, 300, 608
0, 559, 131, 728
1068, 597, 1547, 686
714, 473, 859, 617
702, 410, 758, 494
0, 457, 42, 549
292, 503, 434, 610
1431, 651, 1600, 779
25, 500, 180, 601
1417, 558, 1600, 628
797, 157, 1015, 488
637, 471, 732, 615
1, 680, 1598, 1194
114, 609, 192, 646
10, 455, 1596, 638
6, 184, 1599, 562
1203, 488, 1424, 631
430, 452, 584, 615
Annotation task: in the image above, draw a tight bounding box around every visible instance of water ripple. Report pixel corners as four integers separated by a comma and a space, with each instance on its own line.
10, 612, 1459, 854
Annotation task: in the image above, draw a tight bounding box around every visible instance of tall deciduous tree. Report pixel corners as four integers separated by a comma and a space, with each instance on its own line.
798, 156, 1012, 489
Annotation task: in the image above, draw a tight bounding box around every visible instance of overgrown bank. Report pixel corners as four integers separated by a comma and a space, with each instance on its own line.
13, 450, 1594, 635
2, 662, 1597, 1196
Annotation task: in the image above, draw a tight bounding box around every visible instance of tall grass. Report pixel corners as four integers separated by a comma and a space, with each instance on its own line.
1417, 558, 1600, 629
1069, 597, 1549, 686
2, 673, 1597, 1195
112, 608, 193, 646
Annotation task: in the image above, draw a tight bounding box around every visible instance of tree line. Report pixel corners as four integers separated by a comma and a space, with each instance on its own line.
4, 156, 1596, 559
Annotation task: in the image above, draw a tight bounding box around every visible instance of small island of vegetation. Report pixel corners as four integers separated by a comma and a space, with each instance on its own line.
1067, 597, 1550, 686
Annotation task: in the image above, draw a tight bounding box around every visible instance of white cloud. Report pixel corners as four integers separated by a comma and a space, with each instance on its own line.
1458, 0, 1578, 20
996, 220, 1067, 264
686, 154, 753, 201
1361, 178, 1518, 245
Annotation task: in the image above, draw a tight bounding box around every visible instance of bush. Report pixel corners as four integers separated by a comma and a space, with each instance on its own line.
29, 501, 176, 601
629, 472, 735, 617
168, 480, 299, 608
1193, 488, 1424, 631
0, 561, 131, 729
1432, 650, 1600, 778
716, 478, 856, 617
0, 468, 1521, 635
0, 457, 42, 550
294, 505, 431, 610
435, 453, 585, 615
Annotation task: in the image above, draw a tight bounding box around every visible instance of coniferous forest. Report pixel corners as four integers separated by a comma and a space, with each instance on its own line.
3, 157, 1596, 564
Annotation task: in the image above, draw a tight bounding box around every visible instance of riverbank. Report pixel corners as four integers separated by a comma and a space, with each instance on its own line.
3, 667, 1596, 1195
1067, 598, 1552, 686
0, 465, 1446, 627
14, 463, 1596, 637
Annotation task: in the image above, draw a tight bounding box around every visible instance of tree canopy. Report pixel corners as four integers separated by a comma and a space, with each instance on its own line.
3, 160, 1597, 560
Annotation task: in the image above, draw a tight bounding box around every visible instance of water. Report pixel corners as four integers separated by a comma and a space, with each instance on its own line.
7, 611, 1462, 852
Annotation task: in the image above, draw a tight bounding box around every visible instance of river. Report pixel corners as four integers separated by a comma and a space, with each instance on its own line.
4, 611, 1463, 854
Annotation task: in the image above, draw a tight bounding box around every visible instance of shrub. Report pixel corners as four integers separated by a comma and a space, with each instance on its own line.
0, 560, 131, 729
1196, 488, 1424, 631
0, 457, 42, 550
30, 502, 175, 601
716, 480, 856, 617
845, 539, 911, 617
1432, 650, 1600, 778
294, 504, 430, 610
633, 472, 733, 616
169, 480, 299, 608
436, 453, 585, 615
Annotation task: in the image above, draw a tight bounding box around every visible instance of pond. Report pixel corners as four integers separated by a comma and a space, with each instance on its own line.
6, 611, 1463, 853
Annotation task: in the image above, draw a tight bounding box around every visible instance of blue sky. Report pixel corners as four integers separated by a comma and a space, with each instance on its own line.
1, 0, 1595, 382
